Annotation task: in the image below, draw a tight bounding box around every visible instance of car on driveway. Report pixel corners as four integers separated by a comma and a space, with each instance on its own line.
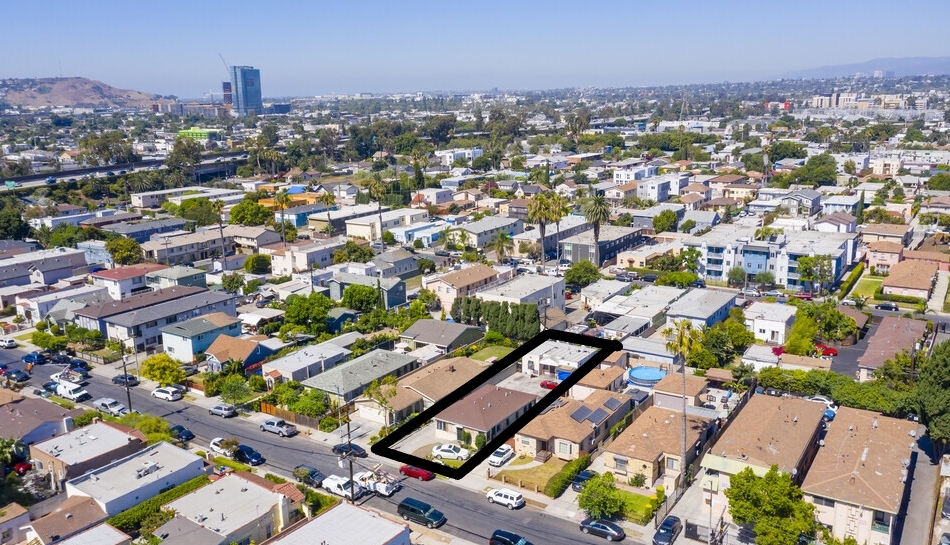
399, 465, 435, 481
293, 464, 326, 487
486, 488, 525, 510
0, 338, 16, 349
209, 404, 237, 417
540, 380, 559, 390
641, 274, 658, 283
875, 302, 900, 311
691, 279, 706, 288
580, 518, 625, 541
233, 445, 265, 465
653, 516, 682, 545
209, 437, 234, 456
572, 469, 597, 492
112, 374, 139, 387
151, 387, 182, 401
614, 272, 635, 282
814, 343, 838, 357
488, 444, 515, 467
169, 425, 195, 442
332, 443, 367, 458
260, 418, 297, 437
432, 443, 469, 460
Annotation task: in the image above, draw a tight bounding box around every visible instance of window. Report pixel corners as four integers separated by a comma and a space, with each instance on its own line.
813, 496, 835, 508
520, 437, 530, 445
436, 421, 446, 431
167, 347, 175, 353
558, 441, 572, 455
614, 457, 627, 472
666, 457, 679, 471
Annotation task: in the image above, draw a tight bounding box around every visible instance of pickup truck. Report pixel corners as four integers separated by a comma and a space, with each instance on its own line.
322, 475, 364, 500
92, 397, 128, 417
55, 380, 90, 402
353, 471, 398, 497
259, 418, 297, 437
51, 368, 88, 384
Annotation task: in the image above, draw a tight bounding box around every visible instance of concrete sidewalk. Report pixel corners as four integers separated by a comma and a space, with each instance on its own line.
928, 270, 949, 315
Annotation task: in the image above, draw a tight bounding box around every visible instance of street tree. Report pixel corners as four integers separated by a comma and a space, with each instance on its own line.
565, 260, 601, 287
727, 266, 747, 286
140, 353, 186, 387
724, 465, 816, 545
917, 340, 950, 458
364, 375, 399, 426
220, 375, 251, 406
577, 472, 625, 520
105, 237, 143, 266
754, 271, 775, 287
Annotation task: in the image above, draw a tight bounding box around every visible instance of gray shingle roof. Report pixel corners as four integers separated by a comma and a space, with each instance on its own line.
106, 291, 236, 328
300, 349, 418, 394
400, 319, 481, 347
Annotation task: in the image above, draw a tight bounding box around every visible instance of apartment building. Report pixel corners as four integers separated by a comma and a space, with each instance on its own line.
141, 230, 234, 266
345, 209, 429, 241
425, 264, 500, 311
453, 216, 524, 248
268, 238, 347, 276
90, 263, 168, 300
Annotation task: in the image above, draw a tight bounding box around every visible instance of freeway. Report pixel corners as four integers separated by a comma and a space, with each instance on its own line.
3, 351, 627, 545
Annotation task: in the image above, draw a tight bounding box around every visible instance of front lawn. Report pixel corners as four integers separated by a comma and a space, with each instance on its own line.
471, 345, 515, 362
496, 458, 566, 491
852, 277, 882, 299
618, 489, 654, 523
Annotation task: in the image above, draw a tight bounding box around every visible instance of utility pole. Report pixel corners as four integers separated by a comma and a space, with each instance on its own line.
121, 353, 134, 411
346, 417, 355, 504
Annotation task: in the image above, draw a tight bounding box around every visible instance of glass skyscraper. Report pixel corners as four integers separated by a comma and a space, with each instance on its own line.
229, 66, 262, 116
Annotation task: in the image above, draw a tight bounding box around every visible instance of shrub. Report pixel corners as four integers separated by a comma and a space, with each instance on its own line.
630, 473, 647, 487
72, 410, 100, 428
213, 456, 253, 473
264, 473, 287, 484
542, 455, 591, 498
319, 416, 343, 432
837, 263, 864, 297
107, 475, 210, 535
194, 450, 207, 458
874, 286, 925, 305
297, 485, 339, 516
248, 374, 267, 392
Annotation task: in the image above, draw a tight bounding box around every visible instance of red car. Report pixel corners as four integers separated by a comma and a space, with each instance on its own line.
540, 380, 559, 390
399, 465, 435, 481
794, 292, 813, 300
771, 346, 786, 356
814, 344, 838, 357
12, 462, 31, 475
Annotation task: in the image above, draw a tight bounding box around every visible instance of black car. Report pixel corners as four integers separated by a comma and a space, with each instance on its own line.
50, 355, 71, 365
332, 443, 367, 458
293, 464, 326, 487
434, 250, 449, 257
642, 274, 658, 283
41, 381, 59, 394
68, 359, 89, 370
233, 445, 265, 466
652, 516, 682, 545
875, 302, 900, 311
112, 374, 139, 387
169, 425, 195, 442
691, 279, 706, 288
580, 518, 625, 541
490, 529, 532, 545
5, 369, 29, 383
571, 470, 597, 492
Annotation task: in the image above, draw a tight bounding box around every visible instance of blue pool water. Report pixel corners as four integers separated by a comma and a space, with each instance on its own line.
628, 366, 666, 388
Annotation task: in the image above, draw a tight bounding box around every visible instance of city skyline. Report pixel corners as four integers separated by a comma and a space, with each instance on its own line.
3, 0, 950, 98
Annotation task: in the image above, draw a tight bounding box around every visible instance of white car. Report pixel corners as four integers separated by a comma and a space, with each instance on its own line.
806, 395, 838, 412
432, 443, 470, 460
0, 338, 16, 349
209, 437, 233, 455
151, 387, 182, 401
488, 444, 515, 467
486, 488, 525, 510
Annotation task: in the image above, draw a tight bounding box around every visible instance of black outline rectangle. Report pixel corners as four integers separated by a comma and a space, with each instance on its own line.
371, 330, 623, 479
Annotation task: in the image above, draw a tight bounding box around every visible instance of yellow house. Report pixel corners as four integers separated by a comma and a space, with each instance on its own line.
515, 390, 632, 461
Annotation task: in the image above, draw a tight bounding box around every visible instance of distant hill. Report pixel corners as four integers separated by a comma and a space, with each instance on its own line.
777, 57, 950, 80
0, 77, 159, 109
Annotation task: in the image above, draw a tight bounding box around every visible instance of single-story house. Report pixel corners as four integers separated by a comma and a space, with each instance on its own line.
515, 390, 632, 461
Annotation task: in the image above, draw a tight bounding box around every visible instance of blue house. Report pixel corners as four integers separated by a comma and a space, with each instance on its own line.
278, 203, 333, 228
159, 312, 243, 363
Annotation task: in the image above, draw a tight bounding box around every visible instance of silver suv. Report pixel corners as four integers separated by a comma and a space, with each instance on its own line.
209, 404, 237, 417
93, 397, 128, 417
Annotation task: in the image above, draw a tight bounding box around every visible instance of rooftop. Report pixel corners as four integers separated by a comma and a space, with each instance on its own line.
436, 383, 537, 432
57, 523, 131, 545
102, 218, 187, 235
458, 215, 521, 235
862, 223, 912, 236
609, 406, 712, 463
400, 357, 490, 404
159, 312, 241, 338
29, 496, 107, 545
561, 225, 640, 244
666, 289, 735, 319
205, 334, 268, 364
526, 340, 599, 367
520, 390, 631, 443
858, 316, 928, 371
801, 407, 917, 514
106, 291, 235, 328
867, 241, 904, 254
0, 395, 82, 441
74, 286, 206, 320
146, 265, 206, 280
476, 274, 562, 300
266, 502, 408, 545
33, 422, 145, 465
653, 373, 709, 398
881, 260, 938, 290
431, 263, 498, 289
90, 263, 168, 281
400, 319, 482, 347
576, 365, 627, 389
301, 349, 418, 394
263, 342, 351, 374
744, 301, 797, 323
163, 473, 281, 537
330, 272, 402, 290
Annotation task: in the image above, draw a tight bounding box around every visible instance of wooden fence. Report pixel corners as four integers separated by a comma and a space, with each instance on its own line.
259, 401, 354, 431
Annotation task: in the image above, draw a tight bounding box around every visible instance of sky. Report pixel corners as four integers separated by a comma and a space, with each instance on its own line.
4, 0, 950, 98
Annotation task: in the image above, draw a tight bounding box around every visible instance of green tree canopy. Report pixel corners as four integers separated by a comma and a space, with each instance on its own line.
140, 353, 186, 387
918, 340, 950, 458
565, 260, 601, 287
220, 375, 251, 405
244, 254, 272, 274
229, 200, 272, 226
342, 284, 381, 313
221, 272, 245, 294
652, 209, 678, 233
577, 472, 625, 520
724, 465, 816, 545
105, 237, 143, 266
727, 266, 747, 286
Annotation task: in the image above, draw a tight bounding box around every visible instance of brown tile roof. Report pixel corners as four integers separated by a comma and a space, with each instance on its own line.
576, 365, 626, 389
862, 223, 911, 236
683, 183, 711, 192
232, 472, 306, 503
903, 250, 950, 263
609, 406, 712, 462
520, 390, 631, 443
652, 373, 708, 398
705, 197, 741, 207
679, 194, 705, 204
881, 260, 938, 291
705, 395, 826, 473
205, 335, 261, 364
508, 199, 529, 208
801, 408, 917, 513
858, 316, 928, 370
703, 368, 735, 383
196, 311, 242, 328
616, 181, 641, 192
401, 357, 490, 404
0, 397, 84, 441
835, 306, 869, 329
926, 196, 950, 209
709, 174, 746, 184
74, 286, 205, 319
436, 383, 536, 433
432, 264, 499, 290
29, 496, 107, 544
0, 502, 27, 524
867, 241, 904, 254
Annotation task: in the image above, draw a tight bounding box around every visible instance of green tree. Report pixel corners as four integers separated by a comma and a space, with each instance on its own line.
220, 375, 251, 405
489, 231, 515, 263
342, 284, 381, 313
582, 196, 611, 266
105, 237, 143, 266
416, 258, 435, 274
140, 353, 186, 387
165, 135, 203, 175
367, 173, 386, 242
363, 375, 399, 426
792, 153, 838, 186
221, 272, 245, 294
655, 271, 699, 288
680, 247, 702, 273
652, 209, 678, 233
527, 193, 551, 262
577, 472, 625, 520
727, 266, 747, 286
678, 219, 696, 233
927, 172, 950, 191
565, 260, 601, 287
843, 160, 856, 175
663, 318, 702, 482
229, 200, 272, 226
244, 254, 272, 274
724, 466, 816, 545
754, 271, 775, 287
333, 240, 376, 264
273, 190, 292, 245
318, 191, 336, 233
855, 191, 865, 224
382, 231, 396, 245
548, 193, 571, 262
0, 205, 33, 241
917, 340, 950, 458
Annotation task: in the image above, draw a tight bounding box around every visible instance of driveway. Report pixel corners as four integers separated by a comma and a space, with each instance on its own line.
829, 320, 877, 379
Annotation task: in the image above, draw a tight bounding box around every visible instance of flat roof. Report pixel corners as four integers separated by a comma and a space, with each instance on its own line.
666, 289, 735, 320
33, 422, 142, 465
164, 473, 280, 537
267, 502, 408, 545
561, 225, 640, 244
744, 301, 797, 323
263, 342, 351, 373
476, 274, 562, 300
526, 340, 599, 366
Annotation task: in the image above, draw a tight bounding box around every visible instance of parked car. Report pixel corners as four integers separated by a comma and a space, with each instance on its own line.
571, 470, 597, 492
434, 250, 449, 257
488, 444, 515, 467
11, 461, 32, 475
691, 279, 706, 288
399, 465, 435, 481
40, 381, 59, 394
22, 352, 47, 365
397, 497, 446, 529
169, 425, 195, 442
763, 290, 785, 298
260, 418, 297, 437
112, 374, 139, 387
875, 302, 900, 311
209, 404, 237, 417
486, 488, 525, 510
614, 272, 635, 282
66, 359, 88, 370
0, 338, 16, 349
209, 437, 234, 455
152, 387, 182, 401
179, 364, 198, 376
641, 274, 658, 283
233, 445, 264, 465
580, 518, 625, 541
814, 343, 838, 357
741, 287, 761, 297
93, 397, 128, 416
49, 354, 70, 365
490, 529, 532, 545
840, 298, 856, 306
432, 443, 469, 460
794, 292, 813, 300
332, 443, 367, 458
293, 464, 326, 487
540, 380, 559, 390
5, 369, 29, 383
653, 516, 683, 545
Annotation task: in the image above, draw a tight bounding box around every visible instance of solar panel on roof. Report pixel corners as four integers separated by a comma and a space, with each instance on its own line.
587, 408, 609, 425
603, 397, 622, 411
570, 406, 593, 423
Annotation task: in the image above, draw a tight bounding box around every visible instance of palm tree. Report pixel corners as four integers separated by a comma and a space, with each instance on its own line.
211, 200, 228, 271
663, 319, 702, 491
318, 191, 336, 235
548, 193, 570, 263
490, 231, 514, 264
367, 172, 386, 244
33, 225, 53, 249
582, 195, 611, 267
527, 193, 551, 265
274, 190, 292, 246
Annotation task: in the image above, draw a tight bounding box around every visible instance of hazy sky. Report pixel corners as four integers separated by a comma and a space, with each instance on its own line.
4, 0, 949, 98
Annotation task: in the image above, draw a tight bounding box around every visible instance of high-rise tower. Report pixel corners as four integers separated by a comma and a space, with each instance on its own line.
229, 66, 262, 116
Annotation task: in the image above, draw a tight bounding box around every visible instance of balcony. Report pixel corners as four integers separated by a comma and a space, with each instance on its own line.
871, 521, 890, 534
706, 263, 723, 271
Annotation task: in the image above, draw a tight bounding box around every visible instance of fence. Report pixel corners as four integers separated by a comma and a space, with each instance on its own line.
259, 401, 354, 431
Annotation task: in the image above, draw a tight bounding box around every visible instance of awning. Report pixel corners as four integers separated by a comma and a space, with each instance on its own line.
241, 314, 263, 326
612, 454, 629, 462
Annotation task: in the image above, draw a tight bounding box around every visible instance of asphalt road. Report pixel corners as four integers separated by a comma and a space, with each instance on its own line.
5, 350, 626, 545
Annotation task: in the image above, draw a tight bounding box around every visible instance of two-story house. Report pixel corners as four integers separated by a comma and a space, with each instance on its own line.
90, 263, 168, 300
160, 312, 243, 363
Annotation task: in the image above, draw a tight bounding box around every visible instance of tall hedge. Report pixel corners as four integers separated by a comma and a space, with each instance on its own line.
543, 455, 591, 498
837, 263, 864, 298
107, 475, 211, 535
